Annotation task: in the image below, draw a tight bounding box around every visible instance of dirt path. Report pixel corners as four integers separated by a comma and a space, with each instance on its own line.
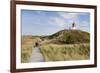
29, 47, 44, 62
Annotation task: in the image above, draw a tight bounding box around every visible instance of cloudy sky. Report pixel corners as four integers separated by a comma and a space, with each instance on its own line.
21, 10, 90, 36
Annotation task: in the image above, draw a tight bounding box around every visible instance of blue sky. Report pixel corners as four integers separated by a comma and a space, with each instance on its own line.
21, 10, 90, 36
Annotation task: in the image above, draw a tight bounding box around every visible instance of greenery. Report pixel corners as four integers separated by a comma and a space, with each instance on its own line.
21, 36, 42, 63
40, 43, 90, 61
21, 47, 33, 63
47, 30, 90, 44
21, 30, 90, 62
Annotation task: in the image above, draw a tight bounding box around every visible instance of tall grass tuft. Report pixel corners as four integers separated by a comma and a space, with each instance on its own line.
40, 43, 90, 62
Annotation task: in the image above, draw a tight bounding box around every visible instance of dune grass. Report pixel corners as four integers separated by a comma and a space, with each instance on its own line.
21, 45, 33, 63
40, 43, 90, 62
21, 36, 43, 63
21, 29, 90, 63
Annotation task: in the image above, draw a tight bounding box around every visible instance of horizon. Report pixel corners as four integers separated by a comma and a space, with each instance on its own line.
21, 10, 90, 36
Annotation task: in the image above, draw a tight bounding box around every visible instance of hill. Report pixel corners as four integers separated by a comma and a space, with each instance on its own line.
42, 30, 90, 44
21, 30, 90, 62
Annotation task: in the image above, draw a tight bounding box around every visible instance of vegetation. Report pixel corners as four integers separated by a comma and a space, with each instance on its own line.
21, 30, 90, 63
21, 36, 41, 63
21, 46, 33, 63
40, 43, 90, 61
44, 30, 90, 44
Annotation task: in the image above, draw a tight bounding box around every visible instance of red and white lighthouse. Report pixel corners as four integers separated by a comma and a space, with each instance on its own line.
72, 22, 76, 30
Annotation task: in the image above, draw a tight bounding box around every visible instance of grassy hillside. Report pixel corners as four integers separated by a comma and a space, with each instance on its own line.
21, 30, 90, 62
40, 43, 90, 61
44, 30, 90, 44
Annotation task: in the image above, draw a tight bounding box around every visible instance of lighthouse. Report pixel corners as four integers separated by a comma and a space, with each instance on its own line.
71, 22, 76, 30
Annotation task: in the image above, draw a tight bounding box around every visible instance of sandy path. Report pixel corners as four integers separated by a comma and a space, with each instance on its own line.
29, 47, 44, 62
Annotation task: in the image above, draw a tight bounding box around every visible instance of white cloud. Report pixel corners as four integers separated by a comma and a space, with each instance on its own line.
57, 12, 79, 20
48, 12, 89, 31
50, 17, 66, 27
77, 21, 90, 32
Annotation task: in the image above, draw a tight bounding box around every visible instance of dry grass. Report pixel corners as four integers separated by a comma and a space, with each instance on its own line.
40, 43, 90, 62
21, 36, 41, 63
21, 36, 90, 63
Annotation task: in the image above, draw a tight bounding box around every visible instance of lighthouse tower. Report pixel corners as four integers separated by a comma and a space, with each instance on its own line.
71, 22, 76, 30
